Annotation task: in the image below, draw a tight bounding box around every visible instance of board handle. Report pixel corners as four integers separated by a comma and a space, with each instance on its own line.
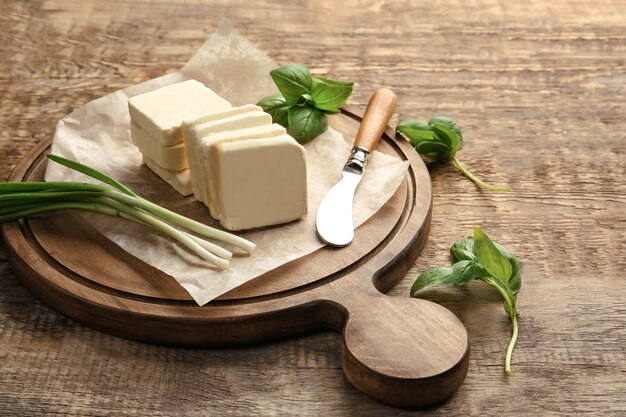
338, 291, 470, 408
353, 88, 397, 152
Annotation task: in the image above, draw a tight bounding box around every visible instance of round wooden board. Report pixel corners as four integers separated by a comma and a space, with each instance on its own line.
1, 110, 469, 408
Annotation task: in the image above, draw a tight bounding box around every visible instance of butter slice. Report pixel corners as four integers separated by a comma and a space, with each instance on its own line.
184, 104, 262, 128
183, 108, 273, 207
128, 80, 231, 146
215, 135, 307, 231
202, 124, 286, 217
193, 111, 272, 138
143, 158, 192, 196
131, 122, 187, 171
181, 105, 263, 194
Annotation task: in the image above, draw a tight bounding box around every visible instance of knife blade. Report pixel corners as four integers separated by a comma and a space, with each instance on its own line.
316, 88, 397, 247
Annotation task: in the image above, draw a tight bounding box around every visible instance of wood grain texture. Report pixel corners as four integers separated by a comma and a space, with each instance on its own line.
1, 0, 625, 415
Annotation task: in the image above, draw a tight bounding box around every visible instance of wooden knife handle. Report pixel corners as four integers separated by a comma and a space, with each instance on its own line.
353, 88, 397, 152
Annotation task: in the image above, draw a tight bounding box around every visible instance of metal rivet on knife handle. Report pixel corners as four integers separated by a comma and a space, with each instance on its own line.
353, 88, 397, 153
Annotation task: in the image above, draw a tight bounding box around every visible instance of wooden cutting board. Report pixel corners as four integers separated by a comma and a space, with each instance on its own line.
1, 110, 469, 408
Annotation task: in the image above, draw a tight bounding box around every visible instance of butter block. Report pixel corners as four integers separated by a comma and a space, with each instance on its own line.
215, 135, 307, 230
131, 122, 187, 171
128, 80, 231, 146
143, 158, 193, 196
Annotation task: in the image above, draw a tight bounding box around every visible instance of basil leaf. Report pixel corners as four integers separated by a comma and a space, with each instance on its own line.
396, 120, 437, 143
257, 95, 290, 128
312, 76, 353, 87
508, 257, 522, 296
452, 260, 488, 283
270, 64, 312, 105
410, 260, 486, 297
453, 236, 522, 295
398, 115, 508, 191
259, 66, 354, 144
451, 237, 477, 263
410, 266, 452, 296
472, 227, 512, 283
495, 241, 522, 295
411, 228, 521, 374
415, 141, 451, 159
396, 120, 453, 160
287, 105, 328, 144
429, 116, 462, 137
429, 116, 463, 152
310, 77, 353, 111
322, 108, 341, 114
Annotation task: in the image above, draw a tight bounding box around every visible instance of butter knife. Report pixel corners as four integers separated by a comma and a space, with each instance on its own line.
316, 88, 397, 247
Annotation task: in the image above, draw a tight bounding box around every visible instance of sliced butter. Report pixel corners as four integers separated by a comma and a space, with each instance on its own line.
182, 108, 273, 207
143, 157, 193, 196
192, 111, 272, 138
128, 80, 231, 146
131, 122, 187, 171
183, 104, 262, 128
202, 124, 286, 217
215, 135, 307, 231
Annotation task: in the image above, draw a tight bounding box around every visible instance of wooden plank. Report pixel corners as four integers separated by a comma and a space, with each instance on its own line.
0, 0, 625, 415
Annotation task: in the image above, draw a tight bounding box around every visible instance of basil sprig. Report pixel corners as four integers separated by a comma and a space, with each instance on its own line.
397, 117, 510, 192
258, 64, 353, 144
411, 227, 521, 374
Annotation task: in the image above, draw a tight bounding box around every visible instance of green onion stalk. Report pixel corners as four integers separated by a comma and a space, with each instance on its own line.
0, 155, 256, 269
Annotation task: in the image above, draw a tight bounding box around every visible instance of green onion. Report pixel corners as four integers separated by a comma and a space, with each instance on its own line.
0, 155, 256, 269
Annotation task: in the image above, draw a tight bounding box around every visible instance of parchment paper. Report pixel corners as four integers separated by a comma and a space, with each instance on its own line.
45, 22, 409, 305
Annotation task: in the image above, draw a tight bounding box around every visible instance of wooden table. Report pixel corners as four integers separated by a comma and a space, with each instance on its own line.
1, 1, 624, 415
